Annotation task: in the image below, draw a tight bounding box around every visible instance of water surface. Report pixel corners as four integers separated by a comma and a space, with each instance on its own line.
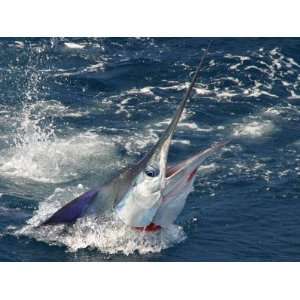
0, 38, 299, 261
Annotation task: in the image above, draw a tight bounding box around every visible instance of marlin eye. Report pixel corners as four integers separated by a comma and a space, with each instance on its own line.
145, 165, 160, 177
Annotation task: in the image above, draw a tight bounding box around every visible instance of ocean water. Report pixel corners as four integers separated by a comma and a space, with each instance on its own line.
0, 37, 299, 261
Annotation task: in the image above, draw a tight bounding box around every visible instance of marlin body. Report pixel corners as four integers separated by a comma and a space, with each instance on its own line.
42, 45, 228, 231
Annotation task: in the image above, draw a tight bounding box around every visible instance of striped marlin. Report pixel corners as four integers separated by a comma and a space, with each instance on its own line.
42, 43, 228, 231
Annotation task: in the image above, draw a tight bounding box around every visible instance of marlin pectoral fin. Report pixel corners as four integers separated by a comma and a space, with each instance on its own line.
42, 189, 99, 225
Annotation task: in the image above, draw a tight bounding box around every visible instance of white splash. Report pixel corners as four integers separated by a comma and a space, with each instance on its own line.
17, 185, 186, 255
288, 90, 300, 100
18, 216, 186, 255
233, 120, 275, 138
53, 61, 106, 77
126, 86, 155, 96
262, 107, 282, 117
15, 41, 24, 48
0, 103, 117, 183
25, 99, 88, 118
198, 163, 218, 176
64, 42, 85, 49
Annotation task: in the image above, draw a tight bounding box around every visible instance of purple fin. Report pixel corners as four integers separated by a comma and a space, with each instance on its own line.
42, 190, 98, 225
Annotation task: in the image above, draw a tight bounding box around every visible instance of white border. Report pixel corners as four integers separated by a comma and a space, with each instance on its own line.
0, 262, 300, 300
0, 0, 300, 36
0, 262, 299, 300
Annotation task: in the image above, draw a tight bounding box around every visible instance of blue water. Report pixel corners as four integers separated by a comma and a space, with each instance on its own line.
0, 38, 300, 261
